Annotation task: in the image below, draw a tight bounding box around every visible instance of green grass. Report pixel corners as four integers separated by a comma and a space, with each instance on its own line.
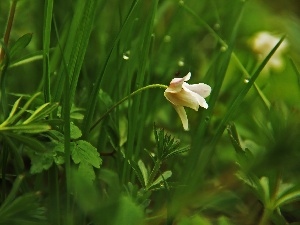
1, 0, 300, 224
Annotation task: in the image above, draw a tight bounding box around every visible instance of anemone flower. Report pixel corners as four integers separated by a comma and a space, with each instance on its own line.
251, 31, 288, 71
164, 72, 211, 130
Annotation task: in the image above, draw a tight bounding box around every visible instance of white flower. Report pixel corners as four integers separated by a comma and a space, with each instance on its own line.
164, 72, 211, 130
251, 31, 288, 71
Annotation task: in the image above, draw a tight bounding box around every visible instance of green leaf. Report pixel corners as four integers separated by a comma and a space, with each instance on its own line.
71, 140, 102, 181
22, 102, 59, 124
70, 123, 82, 139
112, 196, 144, 225
9, 33, 33, 59
99, 89, 113, 109
163, 146, 189, 159
0, 175, 24, 209
70, 112, 84, 120
53, 143, 65, 165
3, 92, 41, 126
274, 184, 300, 208
178, 215, 212, 225
138, 160, 148, 187
0, 123, 51, 133
217, 216, 232, 225
105, 124, 119, 150
0, 192, 46, 225
78, 163, 96, 182
72, 140, 101, 168
27, 150, 54, 174
259, 177, 271, 206
3, 132, 47, 152
150, 170, 172, 188
227, 123, 254, 171
0, 97, 22, 127
98, 169, 121, 196
9, 51, 44, 69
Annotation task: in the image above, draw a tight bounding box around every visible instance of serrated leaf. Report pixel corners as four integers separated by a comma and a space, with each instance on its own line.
70, 123, 82, 139
163, 146, 189, 159
150, 170, 172, 188
9, 33, 33, 59
130, 161, 145, 188
71, 140, 102, 168
45, 130, 65, 142
53, 142, 65, 164
138, 160, 148, 187
27, 150, 54, 174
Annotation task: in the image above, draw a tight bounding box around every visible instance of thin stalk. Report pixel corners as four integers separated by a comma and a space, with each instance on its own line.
0, 0, 18, 62
258, 208, 272, 225
179, 2, 227, 48
197, 36, 286, 180
42, 0, 53, 102
0, 0, 18, 203
89, 84, 168, 132
232, 53, 271, 110
146, 160, 161, 190
82, 0, 139, 139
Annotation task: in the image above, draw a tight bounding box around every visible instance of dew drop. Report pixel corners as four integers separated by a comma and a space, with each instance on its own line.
123, 50, 130, 60
220, 46, 227, 52
214, 23, 220, 30
178, 58, 184, 67
164, 35, 171, 42
244, 79, 249, 83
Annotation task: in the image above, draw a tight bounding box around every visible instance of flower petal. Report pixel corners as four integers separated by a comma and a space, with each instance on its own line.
164, 90, 199, 111
183, 82, 211, 98
173, 105, 189, 130
165, 72, 191, 93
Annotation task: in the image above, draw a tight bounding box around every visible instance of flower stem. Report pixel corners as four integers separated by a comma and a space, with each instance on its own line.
89, 83, 168, 132
258, 208, 272, 225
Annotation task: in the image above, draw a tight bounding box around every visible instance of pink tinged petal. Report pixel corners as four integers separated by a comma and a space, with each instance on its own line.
173, 105, 189, 130
165, 72, 192, 93
164, 90, 199, 111
183, 82, 211, 98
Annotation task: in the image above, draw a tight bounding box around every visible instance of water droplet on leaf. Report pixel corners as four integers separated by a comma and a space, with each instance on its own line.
123, 50, 130, 60
178, 59, 184, 67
